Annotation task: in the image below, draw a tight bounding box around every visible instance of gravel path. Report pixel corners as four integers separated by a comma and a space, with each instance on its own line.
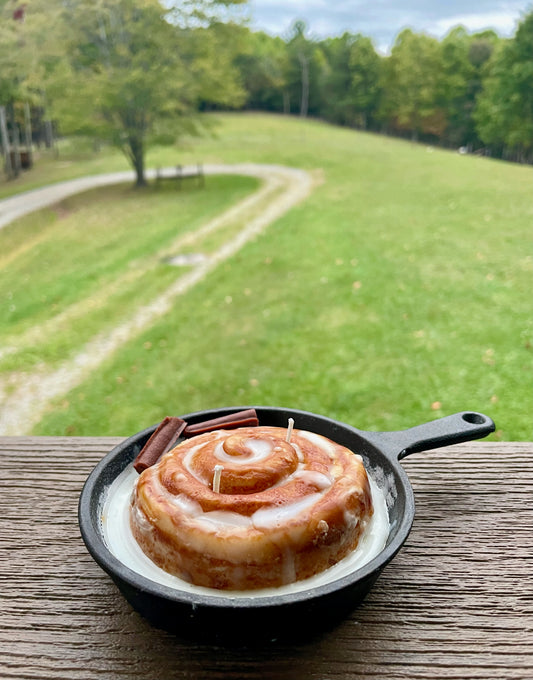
0, 163, 314, 434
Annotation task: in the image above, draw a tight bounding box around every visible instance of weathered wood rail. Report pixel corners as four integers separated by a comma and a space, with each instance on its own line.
0, 438, 531, 679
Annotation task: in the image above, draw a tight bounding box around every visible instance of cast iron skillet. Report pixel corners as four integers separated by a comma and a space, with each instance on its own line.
79, 406, 494, 641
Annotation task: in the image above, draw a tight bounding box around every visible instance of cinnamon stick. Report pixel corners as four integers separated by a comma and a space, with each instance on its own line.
133, 416, 187, 473
133, 409, 260, 473
183, 409, 259, 437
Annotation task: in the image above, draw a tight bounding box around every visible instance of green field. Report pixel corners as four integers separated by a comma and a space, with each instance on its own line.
1, 113, 531, 439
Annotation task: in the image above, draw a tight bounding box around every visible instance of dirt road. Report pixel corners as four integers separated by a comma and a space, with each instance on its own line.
0, 164, 314, 434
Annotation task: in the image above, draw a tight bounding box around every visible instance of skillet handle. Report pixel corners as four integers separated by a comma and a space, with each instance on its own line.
366, 411, 495, 461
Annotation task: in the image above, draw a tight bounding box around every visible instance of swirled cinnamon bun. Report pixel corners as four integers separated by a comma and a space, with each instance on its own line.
130, 425, 373, 590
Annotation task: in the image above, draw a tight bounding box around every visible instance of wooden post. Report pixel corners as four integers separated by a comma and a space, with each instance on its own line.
0, 106, 13, 179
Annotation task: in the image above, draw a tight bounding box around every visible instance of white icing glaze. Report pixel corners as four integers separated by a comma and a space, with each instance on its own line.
214, 437, 274, 464
290, 442, 305, 462
251, 493, 322, 530
102, 464, 390, 599
292, 469, 332, 490
198, 510, 252, 529
298, 430, 336, 458
182, 443, 208, 482
170, 493, 202, 516
145, 457, 335, 532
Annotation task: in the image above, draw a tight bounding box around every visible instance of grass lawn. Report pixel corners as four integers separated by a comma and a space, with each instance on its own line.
2, 113, 531, 439
0, 175, 259, 371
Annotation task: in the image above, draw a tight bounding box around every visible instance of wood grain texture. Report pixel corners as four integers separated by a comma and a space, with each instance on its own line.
0, 438, 531, 680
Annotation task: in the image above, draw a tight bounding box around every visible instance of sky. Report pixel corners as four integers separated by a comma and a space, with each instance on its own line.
246, 0, 531, 52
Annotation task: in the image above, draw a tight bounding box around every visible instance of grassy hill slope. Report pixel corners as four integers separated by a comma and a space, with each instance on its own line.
2, 113, 531, 439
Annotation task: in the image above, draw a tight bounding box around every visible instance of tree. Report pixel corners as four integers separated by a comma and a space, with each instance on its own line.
474, 10, 533, 161
30, 0, 247, 186
348, 34, 382, 129
0, 3, 21, 105
318, 34, 356, 125
233, 30, 288, 112
0, 0, 64, 146
286, 20, 321, 117
433, 28, 500, 149
318, 33, 382, 129
378, 29, 444, 140
437, 27, 476, 147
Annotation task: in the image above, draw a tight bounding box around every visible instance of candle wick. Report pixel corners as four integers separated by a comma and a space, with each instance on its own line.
286, 418, 295, 443
213, 465, 224, 493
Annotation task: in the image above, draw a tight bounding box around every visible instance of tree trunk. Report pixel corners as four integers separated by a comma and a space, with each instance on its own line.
12, 121, 21, 177
44, 120, 54, 148
23, 102, 33, 168
298, 53, 309, 118
129, 135, 146, 187
0, 106, 13, 179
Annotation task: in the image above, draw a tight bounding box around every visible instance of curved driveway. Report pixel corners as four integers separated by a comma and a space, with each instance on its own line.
0, 164, 314, 434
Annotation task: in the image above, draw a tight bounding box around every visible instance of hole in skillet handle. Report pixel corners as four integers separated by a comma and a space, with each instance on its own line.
366, 411, 495, 461
462, 412, 487, 425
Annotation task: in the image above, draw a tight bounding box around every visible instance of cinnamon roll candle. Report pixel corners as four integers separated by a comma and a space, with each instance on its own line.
130, 424, 374, 590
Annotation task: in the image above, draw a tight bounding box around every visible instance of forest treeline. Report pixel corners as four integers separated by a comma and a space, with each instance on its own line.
226, 13, 533, 163
1, 1, 532, 186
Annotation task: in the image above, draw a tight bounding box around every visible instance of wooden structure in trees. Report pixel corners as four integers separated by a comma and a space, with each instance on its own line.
0, 102, 34, 179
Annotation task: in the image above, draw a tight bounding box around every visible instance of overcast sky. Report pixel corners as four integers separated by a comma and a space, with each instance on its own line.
246, 0, 530, 52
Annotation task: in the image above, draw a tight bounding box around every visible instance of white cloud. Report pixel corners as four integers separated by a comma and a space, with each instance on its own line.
432, 11, 521, 36
249, 0, 529, 49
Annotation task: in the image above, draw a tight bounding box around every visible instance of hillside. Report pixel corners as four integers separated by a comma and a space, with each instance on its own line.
1, 113, 531, 439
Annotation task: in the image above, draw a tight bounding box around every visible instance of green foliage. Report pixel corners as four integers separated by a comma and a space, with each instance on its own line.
229, 13, 531, 162
438, 27, 476, 145
379, 29, 445, 139
0, 0, 247, 185
1, 3, 531, 175
318, 33, 381, 128
348, 35, 382, 125
284, 20, 324, 116
0, 0, 63, 105
474, 12, 533, 159
234, 30, 288, 111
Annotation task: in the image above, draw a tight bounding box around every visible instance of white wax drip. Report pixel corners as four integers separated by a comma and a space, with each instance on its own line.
101, 466, 390, 599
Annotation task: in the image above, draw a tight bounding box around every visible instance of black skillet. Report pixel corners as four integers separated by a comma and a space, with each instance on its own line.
78, 406, 494, 641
